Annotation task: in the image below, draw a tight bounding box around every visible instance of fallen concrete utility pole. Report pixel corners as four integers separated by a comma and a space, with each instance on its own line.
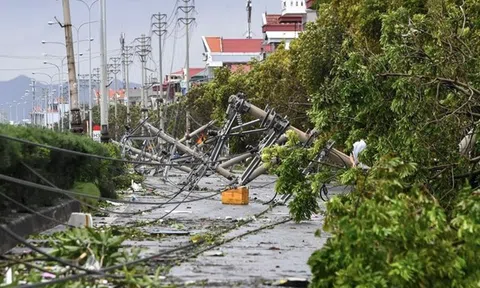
112, 140, 192, 173
144, 122, 234, 180
227, 94, 353, 168
179, 120, 216, 143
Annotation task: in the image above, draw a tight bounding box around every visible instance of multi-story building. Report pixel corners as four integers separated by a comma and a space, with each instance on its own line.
262, 0, 317, 53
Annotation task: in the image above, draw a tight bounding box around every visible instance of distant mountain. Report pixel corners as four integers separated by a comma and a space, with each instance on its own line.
0, 75, 35, 106
0, 75, 141, 121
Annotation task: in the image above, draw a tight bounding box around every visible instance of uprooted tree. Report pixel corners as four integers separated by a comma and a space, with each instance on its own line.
190, 0, 480, 286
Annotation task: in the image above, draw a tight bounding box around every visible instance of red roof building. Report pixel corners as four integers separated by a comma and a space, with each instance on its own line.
202, 37, 270, 78
262, 0, 318, 52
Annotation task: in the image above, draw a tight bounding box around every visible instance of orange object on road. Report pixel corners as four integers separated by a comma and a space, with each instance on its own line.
221, 186, 249, 205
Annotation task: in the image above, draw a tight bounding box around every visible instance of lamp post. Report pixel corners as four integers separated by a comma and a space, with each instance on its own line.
46, 22, 95, 78
46, 21, 96, 134
32, 72, 55, 128
43, 53, 84, 129
29, 79, 36, 125
77, 0, 99, 137
42, 38, 92, 127
14, 101, 21, 124
43, 61, 62, 131
23, 91, 29, 124
7, 103, 12, 123
9, 103, 13, 123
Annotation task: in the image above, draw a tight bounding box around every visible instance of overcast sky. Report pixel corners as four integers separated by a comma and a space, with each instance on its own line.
0, 0, 281, 83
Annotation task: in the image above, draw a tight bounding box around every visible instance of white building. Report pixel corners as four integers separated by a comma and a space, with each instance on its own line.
262, 0, 317, 52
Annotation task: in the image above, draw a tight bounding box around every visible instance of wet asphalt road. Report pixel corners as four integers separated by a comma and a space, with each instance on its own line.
20, 171, 346, 287
97, 172, 335, 287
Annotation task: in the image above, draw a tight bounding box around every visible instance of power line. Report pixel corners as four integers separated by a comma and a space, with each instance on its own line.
178, 0, 196, 135
152, 12, 167, 93
133, 34, 152, 119
0, 173, 222, 206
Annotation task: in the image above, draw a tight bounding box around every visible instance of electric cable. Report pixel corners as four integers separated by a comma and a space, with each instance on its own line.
17, 197, 284, 288
21, 162, 155, 216
0, 191, 76, 228
0, 173, 222, 206
0, 133, 196, 167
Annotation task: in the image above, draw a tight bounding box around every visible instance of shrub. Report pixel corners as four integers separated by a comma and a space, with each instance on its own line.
0, 125, 125, 211
307, 158, 480, 287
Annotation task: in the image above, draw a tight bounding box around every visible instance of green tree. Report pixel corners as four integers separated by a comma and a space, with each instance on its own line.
261, 0, 480, 286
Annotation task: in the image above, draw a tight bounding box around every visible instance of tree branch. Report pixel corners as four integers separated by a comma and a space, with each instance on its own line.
377, 73, 480, 96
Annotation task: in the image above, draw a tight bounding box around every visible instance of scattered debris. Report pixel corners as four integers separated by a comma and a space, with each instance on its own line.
170, 223, 186, 230
131, 180, 143, 192
3, 268, 13, 285
147, 229, 190, 236
271, 278, 309, 287
268, 246, 281, 250
164, 210, 192, 214
42, 272, 56, 279
106, 200, 123, 207
67, 213, 93, 227
204, 251, 224, 257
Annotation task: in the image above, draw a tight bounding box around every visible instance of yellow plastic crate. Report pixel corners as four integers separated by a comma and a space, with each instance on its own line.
221, 186, 249, 205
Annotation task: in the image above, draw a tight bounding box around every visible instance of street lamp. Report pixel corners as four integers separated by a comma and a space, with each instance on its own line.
43, 61, 63, 131
44, 25, 95, 132
77, 0, 99, 138
41, 38, 93, 81
32, 72, 55, 128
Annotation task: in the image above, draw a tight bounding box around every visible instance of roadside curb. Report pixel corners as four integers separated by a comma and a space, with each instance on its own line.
0, 200, 80, 254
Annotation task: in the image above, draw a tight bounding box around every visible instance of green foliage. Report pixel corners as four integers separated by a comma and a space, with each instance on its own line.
112, 173, 145, 190
308, 158, 480, 287
0, 125, 125, 211
72, 181, 101, 207
92, 103, 143, 140
263, 131, 324, 222
49, 227, 130, 267
255, 0, 480, 286
10, 227, 168, 287
289, 0, 480, 205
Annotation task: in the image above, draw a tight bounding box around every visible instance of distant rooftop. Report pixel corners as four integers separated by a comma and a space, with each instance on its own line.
203, 37, 267, 53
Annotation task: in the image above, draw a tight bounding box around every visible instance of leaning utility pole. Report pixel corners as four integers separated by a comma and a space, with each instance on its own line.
99, 0, 109, 142
61, 0, 82, 133
152, 13, 167, 99
178, 0, 195, 140
109, 57, 121, 139
122, 45, 133, 126
134, 34, 152, 125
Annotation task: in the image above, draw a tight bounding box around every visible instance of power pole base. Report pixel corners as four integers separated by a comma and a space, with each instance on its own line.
100, 125, 110, 143
70, 108, 84, 134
